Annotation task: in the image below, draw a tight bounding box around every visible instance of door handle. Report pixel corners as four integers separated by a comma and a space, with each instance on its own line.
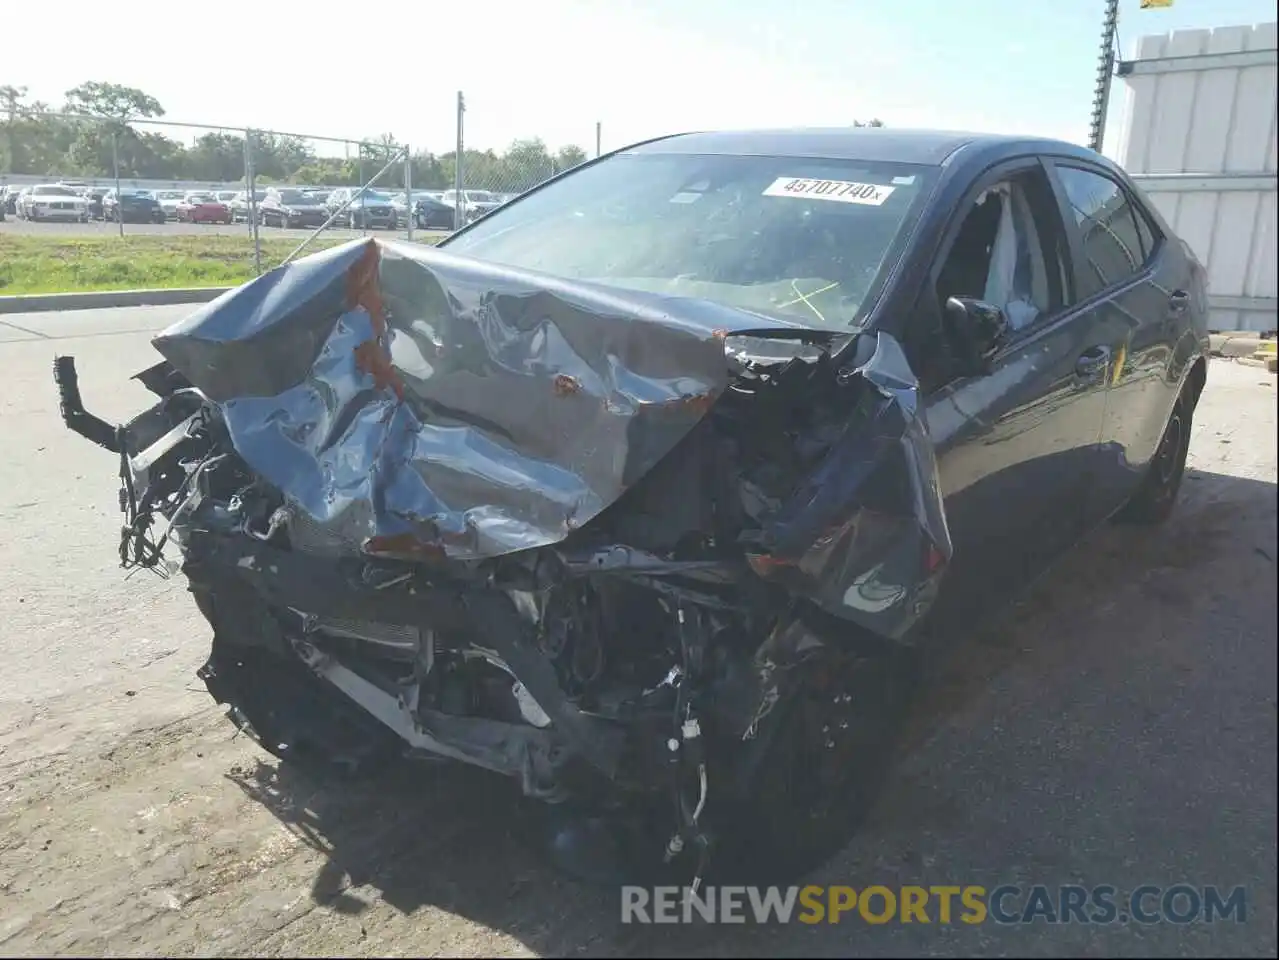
1075, 345, 1111, 380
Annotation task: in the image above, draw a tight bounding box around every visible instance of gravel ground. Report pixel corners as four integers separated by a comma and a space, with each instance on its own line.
0, 218, 449, 244
0, 307, 1275, 957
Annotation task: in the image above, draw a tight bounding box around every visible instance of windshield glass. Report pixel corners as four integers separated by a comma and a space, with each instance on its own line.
37, 185, 79, 196
127, 190, 153, 199
359, 191, 391, 203
443, 152, 936, 329
277, 190, 309, 203
187, 194, 213, 203
464, 191, 496, 202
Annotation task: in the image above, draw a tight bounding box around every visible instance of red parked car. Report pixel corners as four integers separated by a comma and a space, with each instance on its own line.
176, 192, 232, 224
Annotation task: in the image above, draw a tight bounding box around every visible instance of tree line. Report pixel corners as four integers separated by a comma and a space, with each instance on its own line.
0, 82, 590, 191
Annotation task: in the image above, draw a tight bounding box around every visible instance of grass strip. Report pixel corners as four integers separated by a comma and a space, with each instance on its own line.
0, 233, 441, 295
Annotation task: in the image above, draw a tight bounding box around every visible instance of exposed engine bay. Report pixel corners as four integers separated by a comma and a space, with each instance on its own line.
54, 238, 951, 884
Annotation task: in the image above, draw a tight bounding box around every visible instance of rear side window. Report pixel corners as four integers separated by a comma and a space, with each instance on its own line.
1133, 202, 1161, 260
1054, 166, 1149, 298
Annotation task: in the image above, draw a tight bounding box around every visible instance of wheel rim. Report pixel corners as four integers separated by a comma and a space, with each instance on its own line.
1156, 409, 1184, 485
737, 651, 912, 848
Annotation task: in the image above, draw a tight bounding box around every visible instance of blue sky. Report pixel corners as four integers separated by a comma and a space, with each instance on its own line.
6, 0, 1276, 157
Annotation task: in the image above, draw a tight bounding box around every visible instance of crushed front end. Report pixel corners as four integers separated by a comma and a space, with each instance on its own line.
55, 238, 951, 884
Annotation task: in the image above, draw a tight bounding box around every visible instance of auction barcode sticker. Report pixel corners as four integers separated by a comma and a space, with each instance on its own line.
762, 177, 895, 206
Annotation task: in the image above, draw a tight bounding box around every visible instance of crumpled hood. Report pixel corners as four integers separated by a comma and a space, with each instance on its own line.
152, 238, 841, 561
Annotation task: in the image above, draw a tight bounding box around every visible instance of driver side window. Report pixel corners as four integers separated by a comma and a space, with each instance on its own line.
935, 171, 1066, 332
908, 167, 1070, 393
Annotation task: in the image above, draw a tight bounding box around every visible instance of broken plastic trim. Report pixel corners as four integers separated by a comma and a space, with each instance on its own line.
184, 532, 626, 780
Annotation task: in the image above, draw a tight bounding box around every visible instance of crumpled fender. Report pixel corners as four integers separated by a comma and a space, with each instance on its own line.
751, 331, 953, 642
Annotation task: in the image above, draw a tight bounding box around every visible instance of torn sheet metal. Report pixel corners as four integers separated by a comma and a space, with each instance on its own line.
754, 331, 954, 641
152, 238, 824, 562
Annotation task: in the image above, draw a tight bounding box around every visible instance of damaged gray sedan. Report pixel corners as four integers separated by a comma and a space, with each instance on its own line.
55, 128, 1210, 885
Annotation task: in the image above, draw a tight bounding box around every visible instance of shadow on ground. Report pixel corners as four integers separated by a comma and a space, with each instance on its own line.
226, 467, 1277, 958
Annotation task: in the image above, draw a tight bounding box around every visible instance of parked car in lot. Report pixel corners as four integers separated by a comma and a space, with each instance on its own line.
154, 190, 187, 221
83, 188, 108, 220
177, 192, 233, 224
52, 128, 1211, 889
440, 188, 502, 223
17, 183, 90, 222
304, 189, 331, 205
259, 188, 330, 228
1, 185, 24, 214
411, 193, 458, 229
326, 187, 397, 229
10, 187, 32, 217
229, 189, 268, 224
102, 188, 167, 224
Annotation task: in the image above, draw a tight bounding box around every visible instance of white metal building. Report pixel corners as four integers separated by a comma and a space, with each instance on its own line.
1115, 21, 1277, 333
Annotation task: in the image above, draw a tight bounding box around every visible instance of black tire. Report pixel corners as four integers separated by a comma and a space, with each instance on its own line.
1114, 388, 1194, 525
705, 647, 919, 885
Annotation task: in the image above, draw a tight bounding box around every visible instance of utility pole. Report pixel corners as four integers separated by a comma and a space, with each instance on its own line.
1088, 0, 1121, 153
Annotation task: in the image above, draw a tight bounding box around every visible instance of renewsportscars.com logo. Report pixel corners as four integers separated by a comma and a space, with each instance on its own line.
621, 884, 1249, 925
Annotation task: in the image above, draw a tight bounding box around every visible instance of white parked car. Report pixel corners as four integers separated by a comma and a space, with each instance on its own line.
439, 189, 502, 222
154, 190, 187, 221
18, 184, 90, 222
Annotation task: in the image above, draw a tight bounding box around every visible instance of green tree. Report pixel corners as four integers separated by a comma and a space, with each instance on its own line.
64, 81, 163, 121
1, 78, 596, 190
185, 132, 246, 181
247, 131, 315, 180
62, 81, 167, 177
555, 145, 588, 170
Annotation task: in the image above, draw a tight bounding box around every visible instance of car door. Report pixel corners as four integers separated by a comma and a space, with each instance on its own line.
906, 157, 1110, 624
1043, 159, 1191, 527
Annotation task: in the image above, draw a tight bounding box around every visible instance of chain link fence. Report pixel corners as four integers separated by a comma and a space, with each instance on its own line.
2, 95, 601, 279
448, 91, 599, 229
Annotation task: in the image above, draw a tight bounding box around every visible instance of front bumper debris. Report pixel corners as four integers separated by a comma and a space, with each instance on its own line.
55, 236, 952, 883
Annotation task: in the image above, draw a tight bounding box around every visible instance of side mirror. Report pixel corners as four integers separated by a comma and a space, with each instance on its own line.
944, 296, 1008, 377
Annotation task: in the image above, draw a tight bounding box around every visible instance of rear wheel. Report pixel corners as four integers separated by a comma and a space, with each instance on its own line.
1114, 387, 1195, 525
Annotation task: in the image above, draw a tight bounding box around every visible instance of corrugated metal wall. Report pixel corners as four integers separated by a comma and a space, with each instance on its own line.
1116, 21, 1277, 333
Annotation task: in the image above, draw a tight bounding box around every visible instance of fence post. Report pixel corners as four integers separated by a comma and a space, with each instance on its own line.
358, 148, 367, 235
111, 130, 123, 238
454, 91, 465, 231
404, 143, 413, 242
595, 121, 601, 158
244, 129, 262, 275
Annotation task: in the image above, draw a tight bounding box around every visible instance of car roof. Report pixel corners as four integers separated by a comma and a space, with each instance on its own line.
624, 127, 1096, 168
